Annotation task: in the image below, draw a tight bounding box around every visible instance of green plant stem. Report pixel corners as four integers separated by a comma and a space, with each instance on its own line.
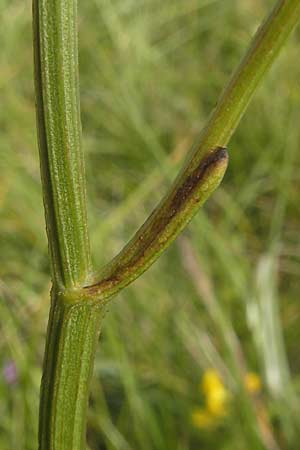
33, 0, 90, 289
199, 0, 300, 150
86, 0, 300, 301
33, 0, 98, 448
39, 290, 105, 450
33, 0, 300, 449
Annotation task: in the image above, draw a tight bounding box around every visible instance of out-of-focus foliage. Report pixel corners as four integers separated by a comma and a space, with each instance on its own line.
1, 0, 300, 449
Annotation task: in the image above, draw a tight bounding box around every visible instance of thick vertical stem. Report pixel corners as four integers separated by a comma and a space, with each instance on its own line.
32, 0, 102, 448
33, 0, 90, 289
38, 291, 105, 450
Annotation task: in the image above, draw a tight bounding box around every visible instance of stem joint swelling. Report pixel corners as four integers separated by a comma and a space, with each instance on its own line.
53, 286, 108, 307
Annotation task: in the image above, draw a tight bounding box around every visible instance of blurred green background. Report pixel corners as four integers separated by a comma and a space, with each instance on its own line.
1, 0, 300, 449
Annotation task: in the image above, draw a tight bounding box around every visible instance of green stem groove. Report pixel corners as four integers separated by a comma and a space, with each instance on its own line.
39, 290, 105, 450
33, 0, 90, 289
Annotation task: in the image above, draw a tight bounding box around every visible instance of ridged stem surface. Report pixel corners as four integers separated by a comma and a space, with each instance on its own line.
33, 0, 90, 289
38, 291, 104, 450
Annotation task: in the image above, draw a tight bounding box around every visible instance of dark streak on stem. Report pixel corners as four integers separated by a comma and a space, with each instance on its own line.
170, 147, 227, 212
85, 146, 228, 295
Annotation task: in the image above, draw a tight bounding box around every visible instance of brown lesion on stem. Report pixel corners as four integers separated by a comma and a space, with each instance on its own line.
169, 146, 227, 211
84, 146, 228, 299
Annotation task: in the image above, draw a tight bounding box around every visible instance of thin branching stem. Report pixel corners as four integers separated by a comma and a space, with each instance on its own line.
85, 0, 300, 302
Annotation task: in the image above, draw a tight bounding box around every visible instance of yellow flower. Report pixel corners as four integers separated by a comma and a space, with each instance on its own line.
192, 369, 262, 430
202, 369, 224, 393
202, 369, 229, 417
191, 408, 214, 429
244, 372, 262, 394
206, 385, 228, 416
